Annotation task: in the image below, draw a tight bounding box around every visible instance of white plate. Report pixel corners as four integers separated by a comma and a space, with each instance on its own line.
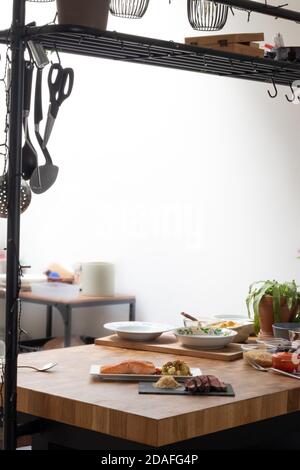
213, 314, 252, 322
104, 321, 175, 341
90, 364, 201, 381
175, 328, 237, 350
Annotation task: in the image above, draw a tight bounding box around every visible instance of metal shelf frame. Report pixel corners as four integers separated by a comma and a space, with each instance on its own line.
2, 0, 300, 451
1, 24, 300, 87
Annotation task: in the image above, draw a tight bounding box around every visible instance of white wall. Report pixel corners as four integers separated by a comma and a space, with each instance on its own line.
1, 1, 300, 338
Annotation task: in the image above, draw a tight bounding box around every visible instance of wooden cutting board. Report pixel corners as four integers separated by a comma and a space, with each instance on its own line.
185, 32, 265, 58
185, 32, 264, 47
95, 334, 243, 361
205, 43, 264, 58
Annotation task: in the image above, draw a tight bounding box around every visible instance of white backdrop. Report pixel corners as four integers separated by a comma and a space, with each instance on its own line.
1, 0, 300, 338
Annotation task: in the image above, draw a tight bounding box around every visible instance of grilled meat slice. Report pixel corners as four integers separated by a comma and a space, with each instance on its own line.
185, 378, 197, 392
207, 375, 227, 392
184, 375, 227, 394
201, 375, 211, 393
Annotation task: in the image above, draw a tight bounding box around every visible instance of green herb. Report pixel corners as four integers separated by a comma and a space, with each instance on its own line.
246, 280, 300, 334
176, 327, 230, 337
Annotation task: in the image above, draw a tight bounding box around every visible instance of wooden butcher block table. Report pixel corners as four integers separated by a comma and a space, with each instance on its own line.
16, 345, 300, 450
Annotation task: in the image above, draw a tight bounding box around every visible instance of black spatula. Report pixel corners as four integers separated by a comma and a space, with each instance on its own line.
30, 67, 59, 195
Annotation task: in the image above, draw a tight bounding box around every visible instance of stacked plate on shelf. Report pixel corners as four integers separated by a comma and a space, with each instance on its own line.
0, 273, 47, 291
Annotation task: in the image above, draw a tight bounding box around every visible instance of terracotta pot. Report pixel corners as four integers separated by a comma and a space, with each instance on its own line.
56, 0, 110, 30
258, 295, 298, 339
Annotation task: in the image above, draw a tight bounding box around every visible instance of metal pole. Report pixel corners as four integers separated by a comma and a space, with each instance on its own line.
4, 0, 26, 451
213, 0, 300, 23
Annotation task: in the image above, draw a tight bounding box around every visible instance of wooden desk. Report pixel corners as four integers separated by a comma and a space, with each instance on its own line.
0, 289, 136, 347
16, 344, 300, 449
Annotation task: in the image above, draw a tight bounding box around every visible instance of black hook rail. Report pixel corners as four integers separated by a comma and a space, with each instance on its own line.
1, 25, 300, 87
215, 0, 300, 23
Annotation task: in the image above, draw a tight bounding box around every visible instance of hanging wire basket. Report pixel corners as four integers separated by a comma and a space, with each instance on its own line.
187, 0, 228, 31
110, 0, 150, 19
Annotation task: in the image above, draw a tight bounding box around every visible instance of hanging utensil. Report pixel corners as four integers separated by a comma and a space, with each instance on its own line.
22, 61, 38, 180
0, 174, 32, 218
30, 67, 59, 194
42, 63, 74, 148
0, 64, 32, 218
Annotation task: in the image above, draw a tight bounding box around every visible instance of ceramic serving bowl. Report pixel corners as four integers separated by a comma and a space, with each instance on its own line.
212, 315, 255, 341
103, 321, 175, 341
272, 323, 300, 340
174, 328, 237, 350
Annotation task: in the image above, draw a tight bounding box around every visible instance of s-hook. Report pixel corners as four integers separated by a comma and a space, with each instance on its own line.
285, 83, 300, 103
286, 83, 296, 103
267, 78, 278, 99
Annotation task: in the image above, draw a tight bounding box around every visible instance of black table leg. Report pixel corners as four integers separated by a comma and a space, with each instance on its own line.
46, 305, 53, 338
56, 304, 72, 347
129, 300, 136, 321
64, 305, 72, 347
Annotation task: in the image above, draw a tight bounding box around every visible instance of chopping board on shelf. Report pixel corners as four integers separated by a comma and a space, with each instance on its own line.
95, 334, 243, 361
185, 32, 264, 47
185, 32, 265, 58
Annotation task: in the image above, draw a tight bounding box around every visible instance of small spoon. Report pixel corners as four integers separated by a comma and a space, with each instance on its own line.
17, 362, 57, 372
180, 312, 198, 321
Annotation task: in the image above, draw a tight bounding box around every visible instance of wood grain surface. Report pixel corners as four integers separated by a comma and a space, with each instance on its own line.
185, 32, 264, 46
15, 344, 300, 447
0, 289, 135, 305
95, 334, 243, 361
205, 43, 265, 58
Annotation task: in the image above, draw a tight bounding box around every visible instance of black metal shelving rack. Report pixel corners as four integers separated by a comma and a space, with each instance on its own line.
1, 0, 300, 451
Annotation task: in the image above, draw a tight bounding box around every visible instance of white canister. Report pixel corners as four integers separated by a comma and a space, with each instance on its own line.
81, 262, 115, 297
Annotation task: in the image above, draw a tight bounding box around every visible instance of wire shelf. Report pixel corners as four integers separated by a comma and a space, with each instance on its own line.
0, 24, 300, 87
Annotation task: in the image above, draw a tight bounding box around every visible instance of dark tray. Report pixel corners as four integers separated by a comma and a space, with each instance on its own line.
139, 382, 235, 397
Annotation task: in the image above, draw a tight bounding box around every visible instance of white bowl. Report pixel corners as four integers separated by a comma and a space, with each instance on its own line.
212, 315, 255, 338
104, 321, 175, 341
213, 314, 252, 322
174, 328, 237, 350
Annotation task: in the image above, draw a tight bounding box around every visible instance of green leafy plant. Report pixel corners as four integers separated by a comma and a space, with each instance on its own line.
246, 280, 300, 334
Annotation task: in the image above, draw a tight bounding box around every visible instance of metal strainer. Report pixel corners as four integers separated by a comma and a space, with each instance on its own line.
0, 173, 32, 218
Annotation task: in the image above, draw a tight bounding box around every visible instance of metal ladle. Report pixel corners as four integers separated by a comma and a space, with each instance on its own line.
22, 61, 38, 180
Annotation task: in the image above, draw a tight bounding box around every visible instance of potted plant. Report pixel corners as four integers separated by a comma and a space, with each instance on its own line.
56, 0, 110, 30
246, 280, 300, 338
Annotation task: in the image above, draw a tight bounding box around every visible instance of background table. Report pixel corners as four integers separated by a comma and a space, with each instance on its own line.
1, 289, 136, 347
20, 291, 136, 347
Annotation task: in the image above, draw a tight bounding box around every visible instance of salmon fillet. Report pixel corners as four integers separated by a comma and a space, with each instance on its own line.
100, 360, 156, 375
